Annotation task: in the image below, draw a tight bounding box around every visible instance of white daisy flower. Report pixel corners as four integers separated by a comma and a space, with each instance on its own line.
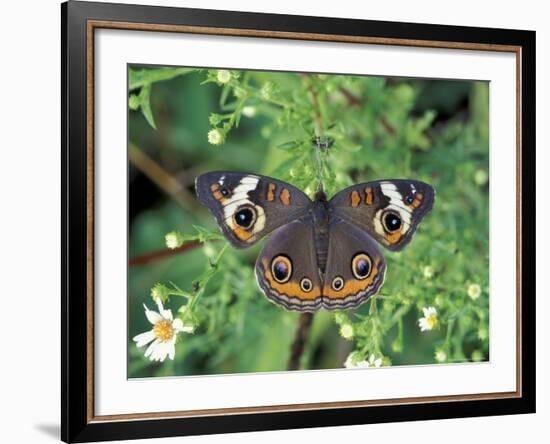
418, 307, 439, 332
467, 283, 482, 300
133, 299, 194, 362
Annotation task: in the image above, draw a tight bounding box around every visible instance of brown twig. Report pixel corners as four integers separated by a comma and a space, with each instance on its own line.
128, 142, 199, 211
287, 312, 314, 371
338, 86, 396, 135
339, 86, 362, 107
129, 240, 206, 266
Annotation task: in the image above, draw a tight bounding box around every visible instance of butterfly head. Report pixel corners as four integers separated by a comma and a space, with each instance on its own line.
313, 186, 328, 203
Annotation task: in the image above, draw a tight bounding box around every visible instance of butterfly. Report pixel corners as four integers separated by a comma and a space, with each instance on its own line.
195, 172, 435, 312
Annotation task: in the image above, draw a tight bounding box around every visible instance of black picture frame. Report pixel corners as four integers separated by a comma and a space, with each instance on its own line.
62, 1, 536, 442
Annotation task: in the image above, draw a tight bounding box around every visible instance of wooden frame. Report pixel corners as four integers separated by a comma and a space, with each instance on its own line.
62, 1, 536, 442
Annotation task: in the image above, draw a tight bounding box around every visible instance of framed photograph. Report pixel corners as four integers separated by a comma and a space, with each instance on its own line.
62, 1, 535, 442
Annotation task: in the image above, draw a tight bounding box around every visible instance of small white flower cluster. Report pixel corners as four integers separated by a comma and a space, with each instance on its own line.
133, 299, 194, 362
216, 70, 231, 84
165, 231, 184, 249
423, 265, 434, 279
344, 352, 382, 369
242, 106, 257, 118
339, 323, 354, 340
467, 283, 482, 300
434, 349, 447, 363
208, 129, 224, 146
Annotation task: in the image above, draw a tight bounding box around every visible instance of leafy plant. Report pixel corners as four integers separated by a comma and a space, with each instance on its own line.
127, 66, 489, 377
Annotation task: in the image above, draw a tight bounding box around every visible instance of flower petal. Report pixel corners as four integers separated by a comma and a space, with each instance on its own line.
158, 342, 170, 362
172, 318, 184, 331
156, 299, 173, 320
144, 339, 159, 358
133, 330, 155, 347
143, 304, 162, 324
418, 319, 429, 331
344, 355, 354, 368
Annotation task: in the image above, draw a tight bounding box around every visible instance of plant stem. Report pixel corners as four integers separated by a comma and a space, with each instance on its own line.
187, 243, 230, 312
300, 73, 328, 189
300, 74, 324, 137
287, 312, 314, 370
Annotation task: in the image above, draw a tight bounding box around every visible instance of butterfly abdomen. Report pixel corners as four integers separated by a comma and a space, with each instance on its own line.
312, 198, 330, 275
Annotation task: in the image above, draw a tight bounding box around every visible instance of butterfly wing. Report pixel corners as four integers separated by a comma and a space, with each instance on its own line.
255, 215, 323, 312
329, 179, 435, 251
321, 215, 387, 310
195, 171, 311, 248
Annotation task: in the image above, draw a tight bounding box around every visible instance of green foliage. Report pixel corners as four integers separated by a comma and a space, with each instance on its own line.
128, 66, 195, 129
128, 67, 489, 377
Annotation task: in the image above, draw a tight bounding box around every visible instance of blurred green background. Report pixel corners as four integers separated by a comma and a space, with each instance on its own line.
128, 66, 489, 378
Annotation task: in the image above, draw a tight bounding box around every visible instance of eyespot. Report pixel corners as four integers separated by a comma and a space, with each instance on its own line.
405, 194, 414, 205
271, 255, 292, 283
331, 276, 344, 291
352, 253, 372, 280
382, 210, 402, 233
233, 205, 256, 229
220, 187, 231, 197
300, 277, 313, 293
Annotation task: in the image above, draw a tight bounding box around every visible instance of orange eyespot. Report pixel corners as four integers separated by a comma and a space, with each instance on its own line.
300, 277, 313, 292
271, 255, 292, 283
352, 253, 372, 280
331, 276, 344, 291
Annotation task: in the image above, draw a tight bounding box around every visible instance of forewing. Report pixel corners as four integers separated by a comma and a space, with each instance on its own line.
330, 179, 435, 251
196, 171, 311, 248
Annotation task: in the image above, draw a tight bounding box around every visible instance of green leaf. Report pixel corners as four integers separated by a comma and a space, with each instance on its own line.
128, 94, 140, 111
276, 140, 301, 151
338, 139, 362, 152
269, 156, 302, 178
139, 83, 156, 129
219, 85, 231, 107
128, 67, 194, 91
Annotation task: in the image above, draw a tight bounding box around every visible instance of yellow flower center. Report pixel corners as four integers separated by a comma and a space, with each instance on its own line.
426, 314, 438, 329
153, 319, 174, 342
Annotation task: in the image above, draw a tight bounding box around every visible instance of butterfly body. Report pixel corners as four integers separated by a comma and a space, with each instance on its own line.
310, 189, 330, 273
196, 172, 434, 312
